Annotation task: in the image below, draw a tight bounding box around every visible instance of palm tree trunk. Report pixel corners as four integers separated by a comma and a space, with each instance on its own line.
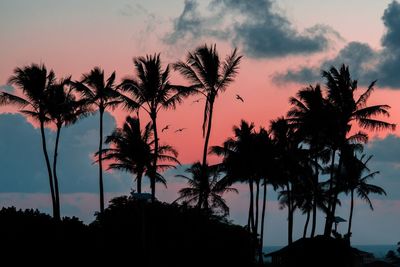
324, 150, 336, 236
39, 119, 57, 219
287, 182, 293, 244
327, 155, 343, 236
255, 179, 260, 234
52, 124, 62, 220
311, 156, 319, 238
151, 111, 159, 202
248, 178, 255, 233
199, 98, 214, 208
259, 179, 268, 265
136, 172, 143, 194
303, 210, 310, 238
99, 108, 105, 214
347, 189, 354, 239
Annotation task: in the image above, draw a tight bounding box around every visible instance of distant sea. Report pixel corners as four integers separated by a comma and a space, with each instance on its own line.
264, 244, 397, 259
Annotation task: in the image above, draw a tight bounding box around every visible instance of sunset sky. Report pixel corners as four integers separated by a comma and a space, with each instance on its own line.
1, 0, 400, 246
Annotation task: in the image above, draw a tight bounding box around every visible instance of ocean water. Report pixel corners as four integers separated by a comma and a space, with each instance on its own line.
264, 244, 398, 259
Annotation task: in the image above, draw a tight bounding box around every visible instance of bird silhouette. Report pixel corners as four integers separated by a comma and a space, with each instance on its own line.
175, 128, 186, 133
236, 94, 244, 102
161, 125, 170, 132
191, 98, 202, 105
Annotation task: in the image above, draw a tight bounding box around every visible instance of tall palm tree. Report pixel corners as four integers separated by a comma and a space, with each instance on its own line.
287, 84, 333, 237
270, 117, 303, 244
211, 120, 258, 233
46, 78, 89, 215
174, 44, 242, 208
342, 153, 386, 239
174, 162, 237, 216
101, 116, 179, 194
72, 67, 122, 214
119, 54, 188, 201
212, 120, 273, 263
322, 64, 395, 235
0, 63, 58, 219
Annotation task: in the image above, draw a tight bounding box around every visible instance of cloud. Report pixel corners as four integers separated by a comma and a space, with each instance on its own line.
164, 0, 339, 58
0, 112, 133, 193
163, 0, 229, 45
276, 1, 400, 89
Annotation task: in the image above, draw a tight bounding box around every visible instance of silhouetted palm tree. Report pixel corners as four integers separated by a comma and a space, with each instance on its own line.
72, 67, 122, 214
270, 117, 303, 244
322, 64, 395, 235
211, 120, 257, 232
120, 54, 188, 201
174, 44, 242, 208
174, 162, 237, 215
101, 116, 179, 194
287, 84, 333, 237
212, 120, 274, 263
46, 79, 89, 215
0, 63, 58, 219
342, 153, 386, 239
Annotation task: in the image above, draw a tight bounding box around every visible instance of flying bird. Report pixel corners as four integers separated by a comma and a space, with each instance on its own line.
161, 125, 170, 132
175, 128, 186, 133
191, 98, 202, 105
236, 94, 244, 103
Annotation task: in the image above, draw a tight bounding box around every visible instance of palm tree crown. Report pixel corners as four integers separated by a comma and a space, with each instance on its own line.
119, 54, 186, 201
175, 162, 237, 216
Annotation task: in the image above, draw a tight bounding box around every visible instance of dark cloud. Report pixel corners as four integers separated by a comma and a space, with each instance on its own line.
274, 42, 378, 84
164, 0, 339, 57
276, 1, 400, 89
0, 112, 132, 193
164, 0, 228, 44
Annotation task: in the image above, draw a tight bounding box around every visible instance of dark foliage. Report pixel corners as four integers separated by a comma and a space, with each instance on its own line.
0, 199, 254, 266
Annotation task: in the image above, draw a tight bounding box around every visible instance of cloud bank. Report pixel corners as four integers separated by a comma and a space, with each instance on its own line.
165, 0, 339, 58
275, 1, 400, 89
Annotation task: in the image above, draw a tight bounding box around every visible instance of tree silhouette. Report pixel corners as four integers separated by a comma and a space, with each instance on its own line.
341, 152, 386, 239
270, 117, 306, 244
211, 121, 257, 232
322, 64, 395, 235
174, 162, 237, 216
174, 44, 242, 208
46, 77, 89, 217
119, 54, 187, 201
287, 84, 333, 237
0, 63, 59, 219
212, 120, 273, 263
101, 116, 179, 194
72, 67, 122, 214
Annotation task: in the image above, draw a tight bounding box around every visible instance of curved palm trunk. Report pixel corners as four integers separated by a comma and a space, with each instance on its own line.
99, 108, 105, 214
324, 150, 336, 236
150, 111, 159, 202
52, 124, 62, 220
347, 189, 354, 239
39, 119, 57, 219
199, 98, 214, 208
287, 182, 293, 244
259, 179, 268, 265
303, 210, 311, 238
